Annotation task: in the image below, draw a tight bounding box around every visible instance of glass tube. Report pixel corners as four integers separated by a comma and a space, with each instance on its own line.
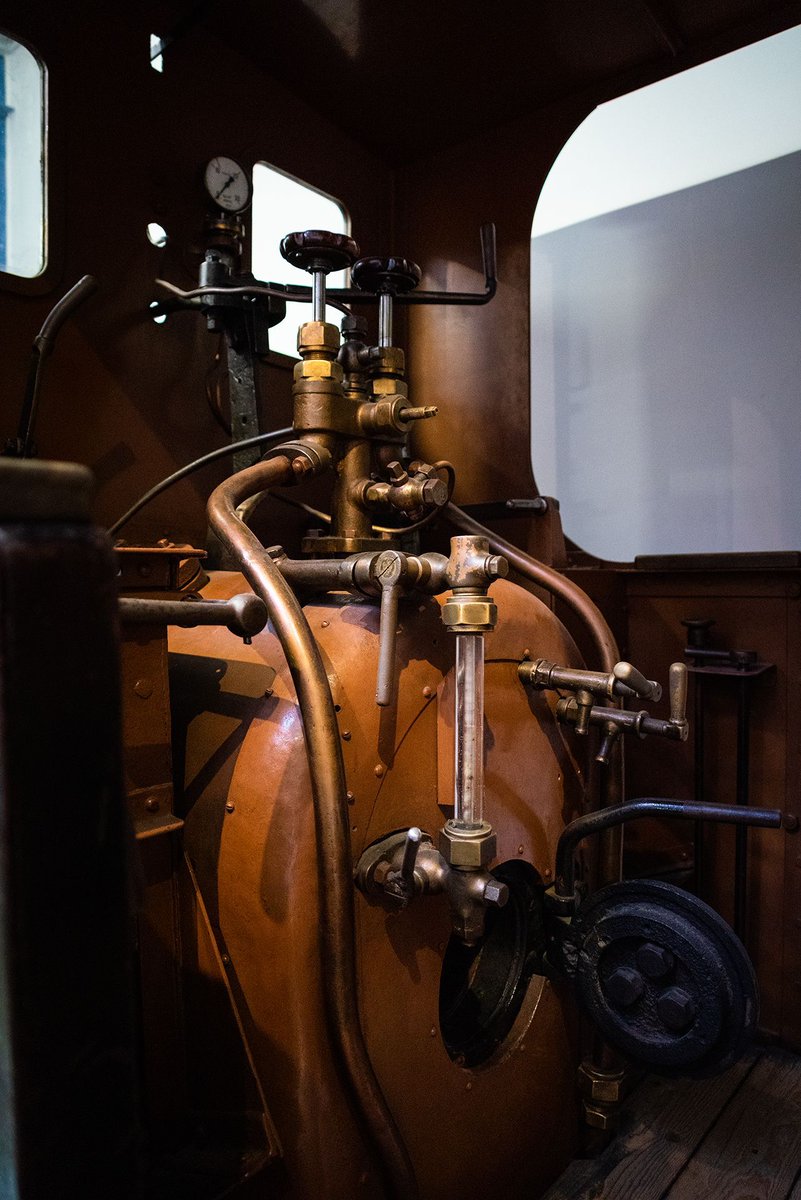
454, 632, 484, 829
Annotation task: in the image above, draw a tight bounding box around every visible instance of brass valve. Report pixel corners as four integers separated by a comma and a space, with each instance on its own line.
354, 825, 508, 946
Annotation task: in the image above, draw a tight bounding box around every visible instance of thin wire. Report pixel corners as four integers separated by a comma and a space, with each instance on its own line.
262, 459, 456, 538
108, 427, 293, 538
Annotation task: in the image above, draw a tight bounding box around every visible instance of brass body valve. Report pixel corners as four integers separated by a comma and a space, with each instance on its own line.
355, 826, 509, 947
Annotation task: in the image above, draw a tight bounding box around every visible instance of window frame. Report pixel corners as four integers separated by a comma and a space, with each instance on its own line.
0, 27, 61, 297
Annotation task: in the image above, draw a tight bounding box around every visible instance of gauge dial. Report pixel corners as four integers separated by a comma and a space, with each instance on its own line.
204, 156, 251, 213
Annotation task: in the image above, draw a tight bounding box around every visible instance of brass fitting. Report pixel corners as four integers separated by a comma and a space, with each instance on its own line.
577, 1062, 629, 1105
439, 819, 497, 869
446, 536, 508, 591
441, 535, 508, 633
582, 1103, 619, 1132
357, 397, 438, 438
372, 345, 405, 377
441, 593, 498, 633
297, 320, 340, 358
372, 378, 409, 398
294, 358, 344, 383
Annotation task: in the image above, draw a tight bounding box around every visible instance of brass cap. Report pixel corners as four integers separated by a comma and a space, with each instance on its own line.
439, 820, 496, 868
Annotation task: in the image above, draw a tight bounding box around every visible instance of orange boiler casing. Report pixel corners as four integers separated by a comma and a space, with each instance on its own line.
169, 571, 587, 1200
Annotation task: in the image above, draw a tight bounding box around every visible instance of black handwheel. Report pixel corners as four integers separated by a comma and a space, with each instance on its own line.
351, 256, 421, 295
567, 879, 758, 1077
279, 229, 360, 274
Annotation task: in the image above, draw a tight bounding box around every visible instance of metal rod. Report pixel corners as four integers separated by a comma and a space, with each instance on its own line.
207, 451, 418, 1200
156, 225, 498, 309
118, 594, 267, 639
312, 271, 325, 322
693, 672, 706, 895
734, 677, 752, 940
555, 797, 782, 902
378, 293, 392, 347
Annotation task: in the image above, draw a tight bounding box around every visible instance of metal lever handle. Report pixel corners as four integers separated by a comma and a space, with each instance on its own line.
118, 593, 268, 642
401, 827, 422, 883
11, 275, 98, 459
613, 661, 662, 702
374, 551, 405, 707
669, 662, 688, 726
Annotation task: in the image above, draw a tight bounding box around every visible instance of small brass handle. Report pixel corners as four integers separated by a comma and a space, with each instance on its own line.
669, 662, 688, 726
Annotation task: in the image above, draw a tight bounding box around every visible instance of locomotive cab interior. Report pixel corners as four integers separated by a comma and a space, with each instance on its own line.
1, 3, 800, 1199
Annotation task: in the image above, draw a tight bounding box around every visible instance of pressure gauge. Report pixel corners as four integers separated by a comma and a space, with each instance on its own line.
204, 156, 251, 213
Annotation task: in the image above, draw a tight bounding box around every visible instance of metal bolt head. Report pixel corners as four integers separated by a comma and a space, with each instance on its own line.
144, 797, 160, 813
483, 879, 509, 907
486, 554, 508, 579
636, 942, 675, 980
604, 966, 645, 1008
657, 987, 697, 1031
421, 477, 448, 506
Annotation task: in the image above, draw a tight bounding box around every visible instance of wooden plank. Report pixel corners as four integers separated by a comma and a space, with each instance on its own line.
667, 1050, 801, 1200
542, 1055, 756, 1200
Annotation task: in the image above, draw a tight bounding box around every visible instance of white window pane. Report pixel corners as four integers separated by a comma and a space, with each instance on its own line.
0, 33, 45, 278
250, 162, 348, 358
531, 24, 801, 559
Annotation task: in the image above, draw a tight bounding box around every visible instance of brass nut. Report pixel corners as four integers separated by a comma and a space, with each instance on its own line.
439, 822, 496, 868
373, 345, 405, 375
441, 595, 498, 632
294, 358, 343, 382
372, 378, 408, 398
583, 1102, 619, 1132
297, 321, 340, 355
577, 1063, 628, 1104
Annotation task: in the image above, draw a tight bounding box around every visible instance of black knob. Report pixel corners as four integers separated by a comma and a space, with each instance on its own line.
280, 229, 359, 275
351, 256, 422, 295
681, 618, 715, 650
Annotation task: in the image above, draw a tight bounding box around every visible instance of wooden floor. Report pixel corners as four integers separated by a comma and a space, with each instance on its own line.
543, 1047, 801, 1200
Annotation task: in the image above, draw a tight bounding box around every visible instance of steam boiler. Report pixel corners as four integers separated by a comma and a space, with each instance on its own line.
112, 225, 777, 1200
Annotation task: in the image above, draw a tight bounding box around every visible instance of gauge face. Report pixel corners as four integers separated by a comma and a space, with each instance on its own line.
204, 156, 251, 213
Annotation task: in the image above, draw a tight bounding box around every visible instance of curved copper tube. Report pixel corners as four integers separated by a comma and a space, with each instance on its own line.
207, 452, 418, 1200
446, 503, 618, 671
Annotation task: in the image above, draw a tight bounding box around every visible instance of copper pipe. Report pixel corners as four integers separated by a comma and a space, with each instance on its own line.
208, 452, 418, 1200
446, 503, 618, 671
